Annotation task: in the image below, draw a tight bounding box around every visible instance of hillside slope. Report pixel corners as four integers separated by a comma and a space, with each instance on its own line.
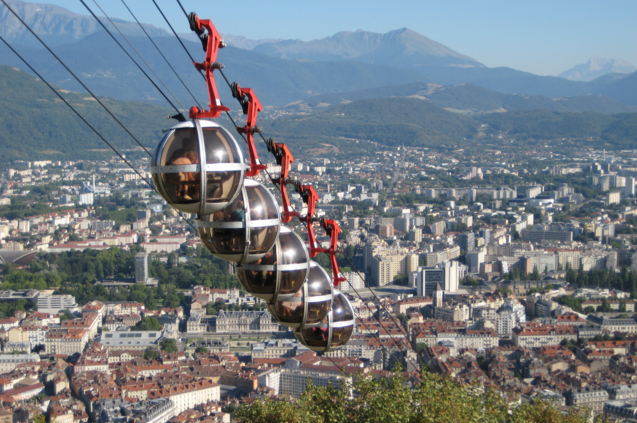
0, 32, 428, 108
0, 65, 170, 162
265, 97, 478, 155
287, 82, 634, 115
0, 0, 169, 46
600, 71, 637, 107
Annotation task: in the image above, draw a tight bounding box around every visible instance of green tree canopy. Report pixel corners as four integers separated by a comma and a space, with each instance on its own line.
143, 348, 159, 360
235, 370, 597, 423
132, 317, 162, 331
160, 338, 177, 353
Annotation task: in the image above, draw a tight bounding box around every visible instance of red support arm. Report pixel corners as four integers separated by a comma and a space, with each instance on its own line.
267, 139, 297, 223
287, 180, 345, 287
295, 183, 319, 257
314, 219, 347, 287
188, 14, 230, 119
234, 85, 267, 177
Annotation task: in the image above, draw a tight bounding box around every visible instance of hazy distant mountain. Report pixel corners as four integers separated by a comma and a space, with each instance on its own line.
1, 0, 635, 108
0, 31, 428, 107
599, 71, 637, 107
222, 34, 284, 51
558, 57, 636, 82
0, 0, 170, 47
254, 28, 483, 68
250, 28, 615, 100
288, 82, 634, 115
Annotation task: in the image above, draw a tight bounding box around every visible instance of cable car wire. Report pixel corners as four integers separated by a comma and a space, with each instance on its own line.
209, 55, 421, 366
0, 0, 153, 157
0, 35, 152, 191
177, 15, 419, 363
78, 0, 184, 117
174, 0, 189, 18
0, 19, 199, 234
150, 0, 199, 68
120, 0, 202, 109
89, 0, 188, 112
167, 2, 419, 366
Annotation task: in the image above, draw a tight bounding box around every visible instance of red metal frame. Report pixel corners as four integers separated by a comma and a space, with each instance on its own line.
313, 219, 347, 287
189, 15, 230, 119
266, 140, 345, 286
189, 13, 346, 287
268, 139, 297, 223
234, 85, 267, 177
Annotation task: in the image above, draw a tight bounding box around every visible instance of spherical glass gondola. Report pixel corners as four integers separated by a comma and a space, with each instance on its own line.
294, 290, 355, 353
267, 261, 333, 329
198, 178, 280, 263
236, 227, 310, 301
151, 119, 245, 215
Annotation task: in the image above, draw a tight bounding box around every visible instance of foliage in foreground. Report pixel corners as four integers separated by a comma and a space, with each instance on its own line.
235, 370, 603, 423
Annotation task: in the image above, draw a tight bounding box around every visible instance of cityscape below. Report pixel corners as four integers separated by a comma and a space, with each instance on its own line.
1, 0, 637, 422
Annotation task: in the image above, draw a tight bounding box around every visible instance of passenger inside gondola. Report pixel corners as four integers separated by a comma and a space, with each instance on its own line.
172, 150, 199, 200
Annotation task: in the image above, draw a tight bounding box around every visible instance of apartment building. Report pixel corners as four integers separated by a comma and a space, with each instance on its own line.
0, 354, 40, 373
371, 252, 418, 286
37, 293, 77, 314
215, 310, 278, 333
45, 328, 89, 355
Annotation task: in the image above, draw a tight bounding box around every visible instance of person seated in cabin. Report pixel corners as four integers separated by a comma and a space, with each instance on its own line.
172, 150, 199, 200
168, 138, 193, 164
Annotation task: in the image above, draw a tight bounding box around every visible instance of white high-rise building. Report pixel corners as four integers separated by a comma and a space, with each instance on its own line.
624, 177, 636, 197
37, 294, 77, 314
496, 307, 517, 337
340, 272, 364, 292
416, 261, 460, 296
78, 193, 94, 205
467, 249, 486, 273
135, 252, 149, 283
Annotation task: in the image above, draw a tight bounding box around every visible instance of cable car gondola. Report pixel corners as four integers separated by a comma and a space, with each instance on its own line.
294, 289, 355, 353
197, 178, 280, 263
267, 261, 333, 329
236, 226, 310, 301
151, 119, 245, 215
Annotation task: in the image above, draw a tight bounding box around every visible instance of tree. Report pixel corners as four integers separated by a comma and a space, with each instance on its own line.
195, 346, 209, 354
59, 309, 74, 322
132, 317, 162, 331
160, 338, 177, 353
235, 369, 596, 423
531, 265, 541, 281
143, 348, 159, 360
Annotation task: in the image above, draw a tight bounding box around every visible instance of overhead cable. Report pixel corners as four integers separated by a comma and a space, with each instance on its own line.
0, 35, 152, 190
78, 0, 184, 118
120, 0, 202, 109
0, 0, 153, 157
90, 0, 188, 112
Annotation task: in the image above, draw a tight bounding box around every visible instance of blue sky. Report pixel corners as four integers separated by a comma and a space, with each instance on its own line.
39, 0, 637, 76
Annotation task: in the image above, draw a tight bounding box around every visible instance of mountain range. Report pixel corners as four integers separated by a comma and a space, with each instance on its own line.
1, 0, 636, 109
3, 62, 636, 163
0, 30, 430, 108
0, 0, 171, 46
558, 57, 636, 82
253, 28, 482, 68
285, 82, 634, 115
